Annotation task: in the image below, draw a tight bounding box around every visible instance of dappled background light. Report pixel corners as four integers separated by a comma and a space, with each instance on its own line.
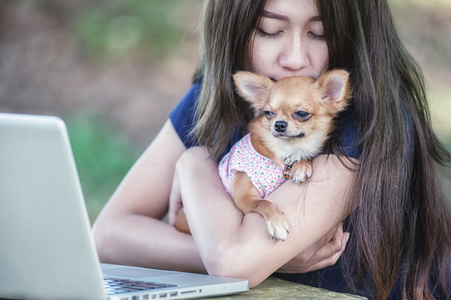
0, 0, 449, 222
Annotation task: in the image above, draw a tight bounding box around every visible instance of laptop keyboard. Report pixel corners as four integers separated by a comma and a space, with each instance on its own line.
104, 277, 177, 295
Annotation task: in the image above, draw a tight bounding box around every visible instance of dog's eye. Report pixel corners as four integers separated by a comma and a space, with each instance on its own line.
264, 111, 275, 118
295, 111, 309, 118
293, 111, 311, 121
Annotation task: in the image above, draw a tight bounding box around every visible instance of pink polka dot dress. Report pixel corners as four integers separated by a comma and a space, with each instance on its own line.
218, 133, 287, 199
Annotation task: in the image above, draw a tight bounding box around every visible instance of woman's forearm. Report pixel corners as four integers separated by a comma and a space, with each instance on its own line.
92, 120, 206, 274
175, 148, 300, 285
93, 213, 206, 273
177, 148, 354, 287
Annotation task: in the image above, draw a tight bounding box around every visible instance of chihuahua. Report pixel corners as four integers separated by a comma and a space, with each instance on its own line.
174, 70, 351, 241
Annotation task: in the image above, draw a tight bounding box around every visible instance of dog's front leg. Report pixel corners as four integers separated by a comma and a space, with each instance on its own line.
290, 160, 313, 183
232, 172, 289, 241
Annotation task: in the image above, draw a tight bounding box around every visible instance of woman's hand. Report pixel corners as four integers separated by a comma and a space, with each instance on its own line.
168, 165, 192, 234
176, 151, 354, 287
168, 165, 183, 226
277, 223, 349, 273
168, 146, 210, 226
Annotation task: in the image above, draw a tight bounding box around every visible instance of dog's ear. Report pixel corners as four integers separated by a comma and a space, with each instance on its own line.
233, 71, 274, 110
317, 70, 352, 111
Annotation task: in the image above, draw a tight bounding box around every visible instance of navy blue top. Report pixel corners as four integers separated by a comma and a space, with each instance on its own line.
169, 82, 248, 158
168, 82, 449, 299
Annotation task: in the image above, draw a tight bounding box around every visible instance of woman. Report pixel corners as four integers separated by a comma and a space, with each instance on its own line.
93, 0, 451, 299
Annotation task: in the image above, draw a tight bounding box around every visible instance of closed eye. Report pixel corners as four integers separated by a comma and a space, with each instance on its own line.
308, 31, 325, 41
256, 28, 282, 39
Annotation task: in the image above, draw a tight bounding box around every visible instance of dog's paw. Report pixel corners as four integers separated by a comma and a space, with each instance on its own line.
290, 160, 313, 183
265, 211, 290, 241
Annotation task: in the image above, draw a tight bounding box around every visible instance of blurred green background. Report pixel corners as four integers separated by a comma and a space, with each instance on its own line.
0, 0, 450, 223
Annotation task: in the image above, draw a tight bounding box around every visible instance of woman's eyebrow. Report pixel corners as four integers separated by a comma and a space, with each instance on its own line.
261, 10, 322, 23
261, 10, 289, 21
310, 15, 322, 22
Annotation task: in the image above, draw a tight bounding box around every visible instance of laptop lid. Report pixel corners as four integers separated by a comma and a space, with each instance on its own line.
0, 113, 248, 300
0, 113, 106, 299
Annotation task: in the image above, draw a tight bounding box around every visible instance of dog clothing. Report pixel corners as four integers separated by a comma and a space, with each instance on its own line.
218, 133, 287, 199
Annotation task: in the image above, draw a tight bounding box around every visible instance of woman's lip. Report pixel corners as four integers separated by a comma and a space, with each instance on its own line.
270, 78, 278, 82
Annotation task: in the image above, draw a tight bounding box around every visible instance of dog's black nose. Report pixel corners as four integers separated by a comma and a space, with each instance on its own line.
274, 121, 288, 133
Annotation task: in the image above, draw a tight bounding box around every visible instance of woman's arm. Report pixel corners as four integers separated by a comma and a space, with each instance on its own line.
276, 222, 349, 273
176, 147, 355, 287
92, 120, 206, 273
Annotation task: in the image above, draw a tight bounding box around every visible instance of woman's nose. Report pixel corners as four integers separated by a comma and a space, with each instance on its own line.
279, 36, 309, 72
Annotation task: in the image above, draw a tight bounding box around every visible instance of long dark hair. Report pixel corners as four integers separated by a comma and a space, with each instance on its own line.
192, 0, 265, 157
194, 0, 451, 298
319, 0, 451, 298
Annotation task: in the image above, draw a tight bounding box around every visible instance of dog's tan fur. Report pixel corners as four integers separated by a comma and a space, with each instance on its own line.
174, 70, 351, 240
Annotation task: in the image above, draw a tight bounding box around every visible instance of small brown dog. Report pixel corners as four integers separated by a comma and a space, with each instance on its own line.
175, 70, 351, 241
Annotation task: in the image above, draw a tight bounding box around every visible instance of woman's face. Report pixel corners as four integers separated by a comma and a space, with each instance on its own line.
249, 0, 329, 81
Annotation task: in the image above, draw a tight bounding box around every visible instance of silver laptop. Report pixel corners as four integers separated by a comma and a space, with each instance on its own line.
0, 113, 249, 300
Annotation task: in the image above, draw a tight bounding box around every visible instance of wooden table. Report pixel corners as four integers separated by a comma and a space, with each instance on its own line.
205, 276, 367, 299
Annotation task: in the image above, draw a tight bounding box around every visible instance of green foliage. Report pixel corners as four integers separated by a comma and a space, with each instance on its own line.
66, 114, 141, 223
73, 0, 187, 61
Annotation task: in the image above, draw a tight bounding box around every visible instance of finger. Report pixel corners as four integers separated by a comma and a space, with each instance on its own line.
314, 223, 343, 256
325, 232, 349, 265
330, 222, 344, 242
322, 225, 345, 256
289, 223, 346, 272
306, 224, 339, 255
168, 174, 182, 225
168, 196, 182, 225
325, 223, 340, 242
308, 226, 345, 267
327, 231, 349, 264
329, 222, 344, 246
298, 224, 340, 267
305, 232, 350, 272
